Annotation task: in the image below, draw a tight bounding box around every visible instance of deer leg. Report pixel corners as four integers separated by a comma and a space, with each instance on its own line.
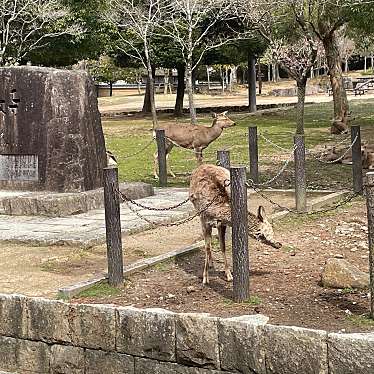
218, 223, 232, 282
201, 221, 213, 285
153, 151, 159, 179
195, 148, 203, 165
166, 153, 176, 178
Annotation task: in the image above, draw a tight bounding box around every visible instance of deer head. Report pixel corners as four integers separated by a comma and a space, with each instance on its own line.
250, 206, 282, 249
212, 111, 236, 129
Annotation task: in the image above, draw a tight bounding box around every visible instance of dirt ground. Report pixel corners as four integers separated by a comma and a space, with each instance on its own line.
0, 192, 319, 297
74, 198, 374, 333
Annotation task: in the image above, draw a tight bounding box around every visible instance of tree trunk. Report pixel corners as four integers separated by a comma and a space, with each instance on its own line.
257, 58, 262, 95
109, 82, 113, 97
296, 78, 307, 135
322, 33, 349, 122
371, 54, 374, 70
186, 60, 197, 125
364, 54, 367, 72
142, 65, 155, 114
174, 65, 185, 117
164, 69, 168, 95
207, 66, 211, 90
345, 57, 349, 73
248, 54, 257, 112
268, 64, 271, 81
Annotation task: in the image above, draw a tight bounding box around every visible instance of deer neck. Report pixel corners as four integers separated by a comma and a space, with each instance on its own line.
208, 120, 224, 141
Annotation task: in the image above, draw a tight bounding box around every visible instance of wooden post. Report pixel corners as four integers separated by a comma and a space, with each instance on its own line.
351, 125, 363, 194
248, 126, 259, 184
156, 129, 167, 187
230, 166, 250, 302
103, 167, 124, 287
217, 150, 230, 169
366, 172, 374, 318
294, 135, 307, 212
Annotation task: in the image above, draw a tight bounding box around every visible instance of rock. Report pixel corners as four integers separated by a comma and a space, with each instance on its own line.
50, 345, 85, 374
321, 259, 369, 289
85, 349, 134, 374
0, 66, 106, 192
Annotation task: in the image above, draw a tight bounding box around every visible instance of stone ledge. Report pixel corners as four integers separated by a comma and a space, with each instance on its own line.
0, 182, 154, 217
1, 293, 374, 374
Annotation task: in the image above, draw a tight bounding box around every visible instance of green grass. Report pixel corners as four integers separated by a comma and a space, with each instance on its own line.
103, 99, 374, 189
223, 295, 262, 305
75, 282, 122, 298
347, 314, 374, 327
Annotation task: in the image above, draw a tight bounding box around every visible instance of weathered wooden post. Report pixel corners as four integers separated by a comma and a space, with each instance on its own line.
217, 150, 230, 169
248, 126, 259, 184
294, 134, 307, 212
103, 167, 124, 287
230, 166, 250, 302
351, 125, 363, 194
366, 172, 374, 318
248, 54, 257, 112
156, 129, 167, 187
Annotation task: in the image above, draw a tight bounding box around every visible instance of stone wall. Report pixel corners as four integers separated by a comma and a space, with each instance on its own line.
0, 293, 374, 374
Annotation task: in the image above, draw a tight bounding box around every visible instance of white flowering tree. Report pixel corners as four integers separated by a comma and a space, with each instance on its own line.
0, 0, 82, 66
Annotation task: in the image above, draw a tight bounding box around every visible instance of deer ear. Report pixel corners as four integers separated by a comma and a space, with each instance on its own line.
222, 111, 228, 116
257, 206, 266, 222
212, 112, 218, 118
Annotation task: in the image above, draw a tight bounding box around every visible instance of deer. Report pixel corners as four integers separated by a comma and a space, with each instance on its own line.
330, 110, 350, 135
189, 164, 282, 285
153, 111, 235, 178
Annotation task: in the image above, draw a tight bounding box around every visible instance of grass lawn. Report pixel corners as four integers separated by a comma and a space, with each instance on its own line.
103, 98, 374, 189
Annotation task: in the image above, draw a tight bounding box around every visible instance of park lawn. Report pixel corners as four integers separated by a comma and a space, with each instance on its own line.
103, 98, 374, 189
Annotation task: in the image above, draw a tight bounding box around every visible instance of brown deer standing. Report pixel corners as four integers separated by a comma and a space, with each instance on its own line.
189, 164, 282, 285
154, 111, 235, 178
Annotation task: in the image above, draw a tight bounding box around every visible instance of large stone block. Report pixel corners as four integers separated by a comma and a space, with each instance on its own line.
116, 307, 176, 361
176, 313, 220, 369
0, 294, 28, 338
27, 297, 71, 344
69, 304, 116, 351
85, 349, 135, 374
135, 357, 235, 374
263, 325, 328, 374
50, 345, 85, 374
0, 66, 106, 192
218, 314, 269, 373
17, 338, 51, 373
328, 332, 374, 374
0, 336, 18, 373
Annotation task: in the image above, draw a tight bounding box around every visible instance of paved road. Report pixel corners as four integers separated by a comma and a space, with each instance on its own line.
99, 92, 374, 114
0, 188, 193, 248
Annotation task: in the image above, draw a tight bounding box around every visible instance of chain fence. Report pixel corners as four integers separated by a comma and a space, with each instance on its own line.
116, 189, 221, 227
117, 138, 155, 160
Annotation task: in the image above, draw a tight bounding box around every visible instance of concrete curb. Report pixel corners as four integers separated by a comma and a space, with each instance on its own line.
58, 241, 204, 299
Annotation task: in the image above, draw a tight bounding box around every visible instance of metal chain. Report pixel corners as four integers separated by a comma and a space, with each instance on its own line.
250, 145, 298, 187
118, 192, 221, 227
118, 138, 155, 160
117, 189, 191, 211
307, 134, 359, 164
257, 132, 294, 152
246, 180, 359, 215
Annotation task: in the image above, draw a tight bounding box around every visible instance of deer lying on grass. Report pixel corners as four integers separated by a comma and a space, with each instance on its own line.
330, 111, 350, 135
189, 164, 282, 285
154, 111, 235, 178
322, 142, 374, 169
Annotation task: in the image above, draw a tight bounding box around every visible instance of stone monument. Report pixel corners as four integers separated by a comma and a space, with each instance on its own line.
0, 66, 106, 192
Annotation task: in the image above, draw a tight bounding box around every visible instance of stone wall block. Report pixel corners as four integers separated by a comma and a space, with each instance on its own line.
328, 332, 374, 374
263, 324, 328, 374
69, 304, 116, 351
0, 294, 28, 338
135, 357, 235, 374
218, 314, 269, 373
85, 349, 135, 374
116, 307, 176, 361
176, 313, 220, 369
0, 336, 19, 373
27, 297, 71, 344
50, 345, 85, 374
17, 338, 51, 373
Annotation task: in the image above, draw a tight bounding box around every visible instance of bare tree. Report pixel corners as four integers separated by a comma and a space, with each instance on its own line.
0, 0, 81, 66
106, 0, 166, 128
159, 0, 241, 124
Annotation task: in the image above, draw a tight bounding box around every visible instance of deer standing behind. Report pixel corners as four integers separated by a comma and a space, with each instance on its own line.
189, 164, 282, 285
154, 111, 235, 178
